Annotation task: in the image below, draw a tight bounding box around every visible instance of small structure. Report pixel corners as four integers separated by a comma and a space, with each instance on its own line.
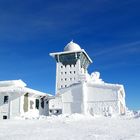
50, 41, 126, 116
0, 80, 51, 119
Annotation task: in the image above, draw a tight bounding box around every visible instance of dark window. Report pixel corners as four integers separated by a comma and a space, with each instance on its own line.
35, 99, 39, 109
65, 78, 67, 81
65, 72, 67, 74
70, 71, 72, 74
41, 98, 44, 109
74, 71, 76, 74
50, 110, 52, 113
56, 110, 59, 113
4, 96, 8, 104
46, 101, 49, 104
3, 116, 7, 119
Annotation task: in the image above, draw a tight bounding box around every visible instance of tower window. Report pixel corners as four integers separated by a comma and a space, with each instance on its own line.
70, 71, 72, 74
4, 96, 9, 104
65, 85, 67, 87
65, 72, 67, 74
61, 72, 63, 75
65, 78, 67, 81
74, 71, 76, 74
61, 66, 63, 68
70, 78, 72, 81
61, 78, 63, 81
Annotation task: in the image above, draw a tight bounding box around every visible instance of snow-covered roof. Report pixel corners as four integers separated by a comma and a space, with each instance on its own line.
23, 87, 53, 97
0, 79, 26, 87
64, 41, 81, 52
86, 82, 124, 91
0, 80, 53, 98
0, 86, 52, 97
60, 81, 124, 94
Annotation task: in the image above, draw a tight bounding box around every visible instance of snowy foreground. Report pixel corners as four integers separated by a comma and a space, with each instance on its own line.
0, 114, 140, 140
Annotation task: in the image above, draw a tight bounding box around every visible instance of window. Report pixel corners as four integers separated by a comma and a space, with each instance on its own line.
35, 99, 39, 109
41, 98, 44, 109
61, 66, 63, 68
61, 85, 63, 88
65, 78, 67, 81
61, 78, 63, 81
65, 72, 67, 74
70, 71, 72, 74
70, 78, 72, 81
61, 72, 63, 75
4, 96, 8, 104
65, 85, 67, 87
74, 71, 76, 74
3, 116, 7, 119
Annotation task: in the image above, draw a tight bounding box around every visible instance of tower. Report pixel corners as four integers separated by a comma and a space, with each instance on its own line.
50, 41, 92, 94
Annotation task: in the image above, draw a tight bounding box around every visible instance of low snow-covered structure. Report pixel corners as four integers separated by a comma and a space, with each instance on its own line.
61, 73, 126, 116
50, 41, 126, 116
0, 80, 51, 119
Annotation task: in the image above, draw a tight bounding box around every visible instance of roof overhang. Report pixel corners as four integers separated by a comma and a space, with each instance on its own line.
50, 49, 93, 63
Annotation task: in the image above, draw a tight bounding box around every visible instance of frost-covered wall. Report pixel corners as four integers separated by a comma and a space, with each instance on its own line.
62, 84, 83, 114
0, 93, 10, 119
49, 96, 62, 115
60, 81, 126, 116
85, 84, 120, 115
20, 95, 48, 117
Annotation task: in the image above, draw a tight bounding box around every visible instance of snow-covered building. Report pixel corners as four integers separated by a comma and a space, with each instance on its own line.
0, 80, 51, 119
50, 41, 126, 116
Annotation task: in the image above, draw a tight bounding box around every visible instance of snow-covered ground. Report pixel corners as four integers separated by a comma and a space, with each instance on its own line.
0, 114, 140, 140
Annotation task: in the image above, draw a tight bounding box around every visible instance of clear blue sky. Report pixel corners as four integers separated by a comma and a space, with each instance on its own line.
0, 0, 140, 110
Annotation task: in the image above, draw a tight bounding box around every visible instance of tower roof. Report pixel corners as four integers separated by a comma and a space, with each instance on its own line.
64, 41, 81, 52
50, 41, 93, 63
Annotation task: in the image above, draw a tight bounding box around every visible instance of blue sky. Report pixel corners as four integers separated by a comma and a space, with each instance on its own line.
0, 0, 140, 110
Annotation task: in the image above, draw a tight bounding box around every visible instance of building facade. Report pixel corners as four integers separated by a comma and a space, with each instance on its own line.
0, 80, 51, 119
50, 41, 126, 116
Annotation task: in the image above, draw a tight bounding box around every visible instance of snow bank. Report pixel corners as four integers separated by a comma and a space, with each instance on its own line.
15, 109, 140, 121
1, 115, 140, 140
